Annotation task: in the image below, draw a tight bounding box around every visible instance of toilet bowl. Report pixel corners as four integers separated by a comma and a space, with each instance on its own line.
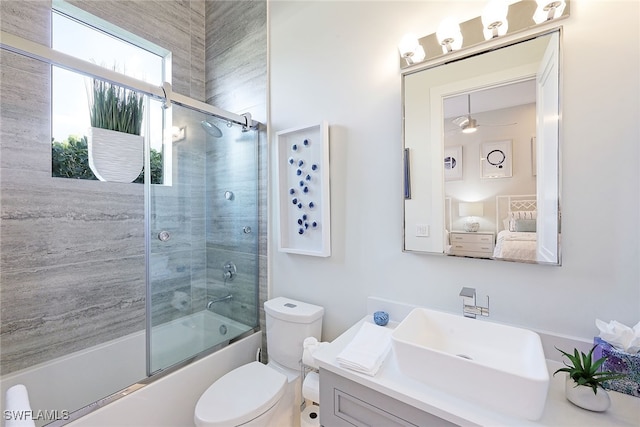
194, 297, 324, 427
194, 361, 286, 426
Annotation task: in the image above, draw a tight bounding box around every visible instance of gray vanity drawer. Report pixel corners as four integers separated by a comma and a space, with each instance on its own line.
320, 369, 457, 427
333, 388, 418, 427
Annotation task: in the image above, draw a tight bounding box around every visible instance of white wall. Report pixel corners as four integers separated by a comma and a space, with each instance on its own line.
269, 1, 639, 342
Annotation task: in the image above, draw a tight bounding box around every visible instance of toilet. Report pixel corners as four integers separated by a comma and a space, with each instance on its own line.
194, 297, 324, 427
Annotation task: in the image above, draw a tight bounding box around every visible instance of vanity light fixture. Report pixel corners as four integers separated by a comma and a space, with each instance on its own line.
398, 0, 570, 69
398, 33, 426, 66
533, 0, 566, 24
436, 17, 463, 53
481, 0, 509, 40
459, 202, 484, 232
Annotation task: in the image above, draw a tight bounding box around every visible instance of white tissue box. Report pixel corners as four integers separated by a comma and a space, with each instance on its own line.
594, 337, 640, 397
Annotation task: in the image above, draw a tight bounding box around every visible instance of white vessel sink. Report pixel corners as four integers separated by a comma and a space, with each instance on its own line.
391, 308, 549, 420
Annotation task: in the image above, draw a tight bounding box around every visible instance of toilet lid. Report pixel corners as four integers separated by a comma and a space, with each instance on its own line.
194, 361, 287, 427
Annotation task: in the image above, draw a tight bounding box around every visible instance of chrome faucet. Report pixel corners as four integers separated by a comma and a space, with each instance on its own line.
206, 294, 233, 309
459, 287, 489, 318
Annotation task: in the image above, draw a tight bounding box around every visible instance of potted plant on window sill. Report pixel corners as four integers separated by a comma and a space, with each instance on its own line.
554, 346, 623, 412
87, 78, 144, 183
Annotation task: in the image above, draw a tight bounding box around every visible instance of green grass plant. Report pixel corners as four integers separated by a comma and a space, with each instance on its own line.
89, 79, 144, 135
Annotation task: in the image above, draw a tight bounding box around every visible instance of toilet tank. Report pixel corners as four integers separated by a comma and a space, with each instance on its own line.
264, 297, 324, 370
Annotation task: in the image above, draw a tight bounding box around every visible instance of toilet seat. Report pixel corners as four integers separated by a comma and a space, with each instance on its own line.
194, 361, 287, 427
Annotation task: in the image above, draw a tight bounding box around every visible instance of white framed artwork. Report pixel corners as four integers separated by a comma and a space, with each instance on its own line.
276, 121, 331, 257
481, 140, 512, 178
444, 145, 463, 181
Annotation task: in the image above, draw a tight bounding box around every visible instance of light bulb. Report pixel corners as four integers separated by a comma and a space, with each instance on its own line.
482, 0, 509, 40
398, 34, 426, 65
412, 45, 426, 63
398, 33, 419, 58
436, 17, 463, 53
533, 0, 566, 24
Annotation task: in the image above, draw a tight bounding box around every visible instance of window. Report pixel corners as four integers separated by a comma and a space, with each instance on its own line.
51, 3, 171, 184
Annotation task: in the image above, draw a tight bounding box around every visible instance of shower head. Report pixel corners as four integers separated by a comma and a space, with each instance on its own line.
201, 120, 223, 138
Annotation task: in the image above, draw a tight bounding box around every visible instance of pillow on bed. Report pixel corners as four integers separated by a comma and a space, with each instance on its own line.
508, 210, 537, 231
514, 218, 536, 232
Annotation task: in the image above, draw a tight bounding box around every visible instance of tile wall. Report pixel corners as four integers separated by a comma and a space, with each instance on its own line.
204, 0, 268, 353
0, 0, 267, 374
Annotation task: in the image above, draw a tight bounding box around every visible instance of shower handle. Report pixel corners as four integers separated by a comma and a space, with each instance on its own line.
223, 261, 237, 281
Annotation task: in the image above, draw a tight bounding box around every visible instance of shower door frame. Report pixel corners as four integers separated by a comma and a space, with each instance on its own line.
0, 31, 259, 131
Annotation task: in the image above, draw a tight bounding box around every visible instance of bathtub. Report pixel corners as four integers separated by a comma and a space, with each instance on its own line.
150, 310, 254, 372
1, 310, 260, 427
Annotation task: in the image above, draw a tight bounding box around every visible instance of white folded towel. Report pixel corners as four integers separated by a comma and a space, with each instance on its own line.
302, 337, 329, 369
5, 384, 36, 427
336, 322, 392, 376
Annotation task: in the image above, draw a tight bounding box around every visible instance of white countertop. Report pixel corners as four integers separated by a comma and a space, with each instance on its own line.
313, 316, 640, 427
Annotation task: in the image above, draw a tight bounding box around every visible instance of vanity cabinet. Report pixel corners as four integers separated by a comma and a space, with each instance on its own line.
319, 369, 456, 427
449, 231, 494, 258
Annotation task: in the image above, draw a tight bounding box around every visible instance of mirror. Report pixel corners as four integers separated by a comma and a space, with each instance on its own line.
403, 30, 561, 265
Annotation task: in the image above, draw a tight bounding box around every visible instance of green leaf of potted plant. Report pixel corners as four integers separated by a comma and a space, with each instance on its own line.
553, 346, 624, 412
87, 77, 145, 183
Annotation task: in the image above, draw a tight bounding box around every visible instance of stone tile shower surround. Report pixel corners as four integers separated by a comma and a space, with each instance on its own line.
0, 0, 267, 384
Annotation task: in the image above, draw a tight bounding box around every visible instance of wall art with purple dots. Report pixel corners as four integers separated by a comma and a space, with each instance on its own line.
276, 122, 331, 257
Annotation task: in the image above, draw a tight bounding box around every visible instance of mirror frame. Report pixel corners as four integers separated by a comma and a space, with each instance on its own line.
402, 28, 562, 266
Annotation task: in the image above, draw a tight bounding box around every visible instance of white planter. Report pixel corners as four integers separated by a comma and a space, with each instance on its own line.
88, 127, 144, 183
565, 377, 611, 412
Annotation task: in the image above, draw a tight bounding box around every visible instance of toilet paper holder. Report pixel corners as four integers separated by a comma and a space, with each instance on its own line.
299, 360, 320, 410
300, 336, 326, 411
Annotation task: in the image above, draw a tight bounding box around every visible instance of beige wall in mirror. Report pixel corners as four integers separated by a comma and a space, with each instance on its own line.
403, 31, 560, 265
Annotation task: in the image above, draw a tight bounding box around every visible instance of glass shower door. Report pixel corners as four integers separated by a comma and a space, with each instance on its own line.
147, 103, 259, 374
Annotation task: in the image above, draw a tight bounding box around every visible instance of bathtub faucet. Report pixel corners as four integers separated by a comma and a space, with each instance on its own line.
207, 294, 233, 309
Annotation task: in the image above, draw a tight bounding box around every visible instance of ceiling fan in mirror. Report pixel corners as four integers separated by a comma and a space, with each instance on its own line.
448, 94, 516, 134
